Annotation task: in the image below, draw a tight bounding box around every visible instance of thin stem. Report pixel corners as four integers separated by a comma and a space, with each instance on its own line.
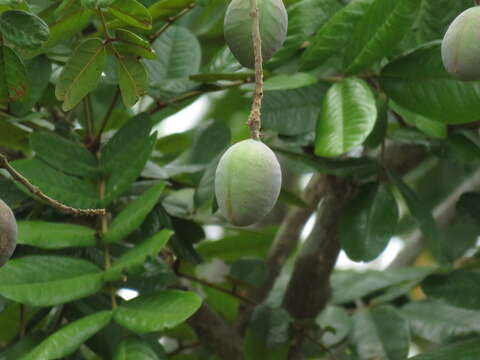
83, 96, 94, 138
97, 7, 112, 40
97, 171, 117, 309
177, 270, 256, 306
92, 88, 120, 148
149, 3, 196, 42
0, 154, 105, 216
148, 80, 248, 114
247, 0, 264, 140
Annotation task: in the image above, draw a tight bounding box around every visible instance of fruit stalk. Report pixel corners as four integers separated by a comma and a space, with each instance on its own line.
247, 0, 264, 140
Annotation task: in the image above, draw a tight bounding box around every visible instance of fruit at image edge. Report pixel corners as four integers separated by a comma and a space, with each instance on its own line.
215, 139, 282, 226
224, 0, 288, 69
442, 6, 480, 81
0, 199, 17, 267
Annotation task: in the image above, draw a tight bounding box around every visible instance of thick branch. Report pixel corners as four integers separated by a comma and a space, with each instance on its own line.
247, 0, 263, 140
0, 154, 105, 216
249, 174, 327, 302
283, 176, 355, 320
188, 303, 243, 360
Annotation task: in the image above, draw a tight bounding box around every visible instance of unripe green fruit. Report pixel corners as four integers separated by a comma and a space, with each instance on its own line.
215, 139, 282, 226
442, 7, 480, 81
0, 199, 16, 267
224, 0, 288, 69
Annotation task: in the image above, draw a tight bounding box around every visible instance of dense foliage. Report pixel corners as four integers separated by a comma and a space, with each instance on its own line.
1, 0, 480, 359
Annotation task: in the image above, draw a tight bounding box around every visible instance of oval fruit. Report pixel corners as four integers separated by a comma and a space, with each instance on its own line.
215, 139, 282, 226
442, 7, 480, 81
0, 199, 17, 266
224, 0, 288, 69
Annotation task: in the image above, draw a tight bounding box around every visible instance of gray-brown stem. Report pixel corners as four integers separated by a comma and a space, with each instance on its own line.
247, 0, 264, 140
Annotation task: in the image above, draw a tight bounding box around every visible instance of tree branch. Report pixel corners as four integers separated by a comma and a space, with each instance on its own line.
283, 176, 356, 320
0, 154, 105, 216
149, 3, 196, 42
188, 303, 243, 360
247, 0, 263, 140
249, 174, 328, 303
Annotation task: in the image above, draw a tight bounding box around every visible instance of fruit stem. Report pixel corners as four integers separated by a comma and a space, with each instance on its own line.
247, 0, 264, 140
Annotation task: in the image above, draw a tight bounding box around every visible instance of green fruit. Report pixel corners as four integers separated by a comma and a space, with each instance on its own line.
442, 7, 480, 81
215, 139, 282, 226
224, 0, 288, 69
0, 199, 16, 267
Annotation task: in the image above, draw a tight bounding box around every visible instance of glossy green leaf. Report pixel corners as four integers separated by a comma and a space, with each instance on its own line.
117, 55, 148, 107
101, 119, 155, 205
184, 120, 230, 165
0, 255, 104, 306
148, 0, 194, 21
81, 0, 117, 8
115, 28, 156, 59
401, 300, 480, 343
262, 83, 329, 135
11, 158, 100, 209
315, 78, 377, 157
272, 147, 378, 177
0, 10, 49, 49
103, 182, 166, 244
17, 221, 96, 249
0, 45, 27, 104
26, 9, 92, 58
109, 0, 151, 30
409, 339, 480, 360
114, 290, 202, 334
30, 132, 99, 177
55, 38, 106, 111
107, 229, 173, 280
381, 42, 480, 124
269, 0, 341, 66
10, 55, 51, 116
263, 73, 317, 91
422, 270, 480, 310
415, 0, 472, 43
351, 305, 409, 360
388, 170, 443, 262
301, 0, 375, 70
340, 183, 398, 262
332, 267, 433, 304
113, 337, 162, 360
22, 311, 112, 360
317, 306, 352, 347
343, 0, 421, 74
390, 101, 447, 139
197, 228, 275, 262
143, 26, 200, 93
244, 304, 291, 360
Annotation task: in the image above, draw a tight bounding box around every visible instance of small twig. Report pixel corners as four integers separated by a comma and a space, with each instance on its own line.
91, 88, 120, 149
247, 0, 264, 140
149, 3, 196, 42
0, 154, 105, 216
97, 164, 117, 309
177, 270, 256, 306
97, 7, 112, 41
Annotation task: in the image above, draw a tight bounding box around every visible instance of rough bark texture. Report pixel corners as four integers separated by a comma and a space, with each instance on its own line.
188, 303, 243, 360
282, 176, 356, 320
